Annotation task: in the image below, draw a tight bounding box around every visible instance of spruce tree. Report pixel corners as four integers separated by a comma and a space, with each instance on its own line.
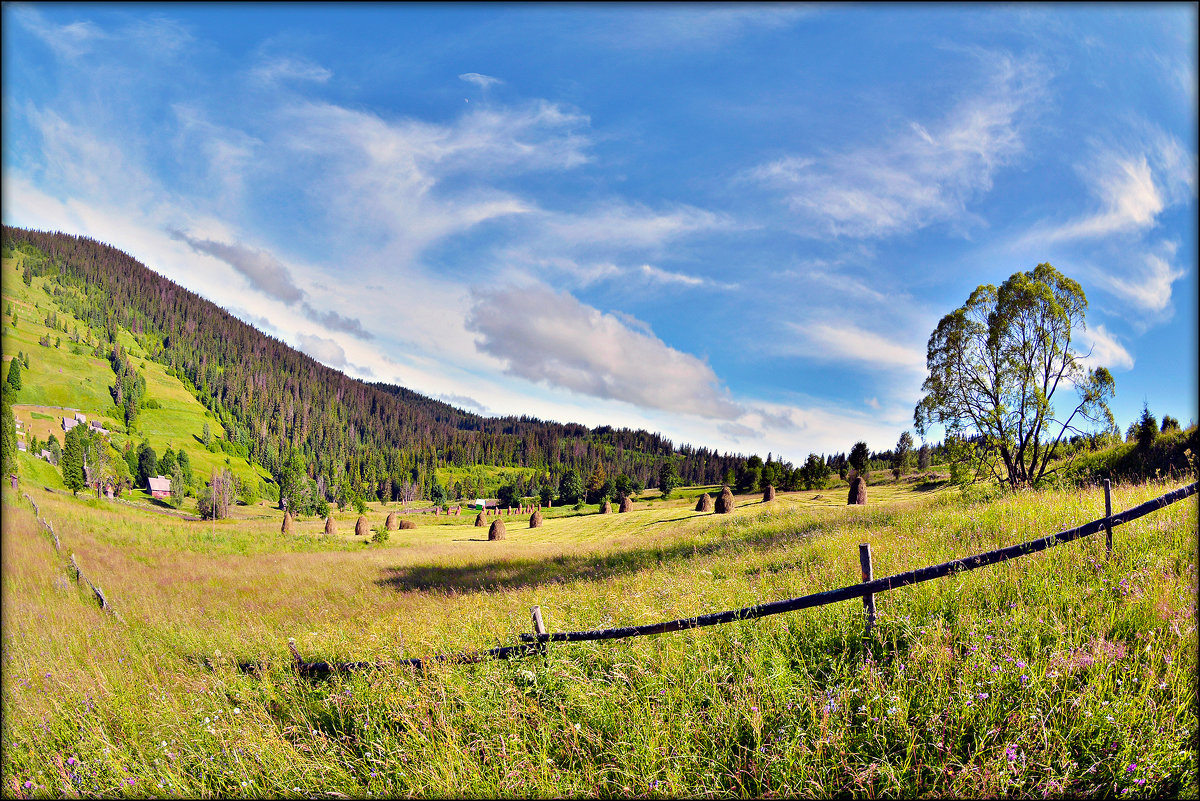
62, 426, 86, 494
1, 400, 17, 478
5, 358, 21, 392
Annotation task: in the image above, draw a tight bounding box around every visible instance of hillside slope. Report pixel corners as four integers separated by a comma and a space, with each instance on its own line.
2, 226, 752, 503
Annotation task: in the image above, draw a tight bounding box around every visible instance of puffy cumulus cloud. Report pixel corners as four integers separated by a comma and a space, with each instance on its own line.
465, 284, 742, 420
301, 303, 374, 340
296, 332, 348, 368
169, 230, 305, 304
749, 51, 1044, 238
1077, 323, 1134, 372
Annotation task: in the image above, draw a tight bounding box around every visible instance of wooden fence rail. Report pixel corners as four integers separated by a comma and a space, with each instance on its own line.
282, 481, 1197, 678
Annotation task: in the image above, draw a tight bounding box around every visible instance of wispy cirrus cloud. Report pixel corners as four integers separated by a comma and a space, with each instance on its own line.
251, 56, 332, 85
1090, 244, 1187, 317
784, 321, 927, 374
1027, 130, 1195, 243
465, 283, 742, 419
460, 72, 503, 89
1078, 323, 1134, 372
749, 51, 1045, 239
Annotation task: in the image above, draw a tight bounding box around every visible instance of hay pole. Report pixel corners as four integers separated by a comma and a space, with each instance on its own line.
281, 481, 1196, 677
531, 605, 548, 656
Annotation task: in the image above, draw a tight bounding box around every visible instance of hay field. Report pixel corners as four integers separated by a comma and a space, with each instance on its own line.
2, 477, 1195, 798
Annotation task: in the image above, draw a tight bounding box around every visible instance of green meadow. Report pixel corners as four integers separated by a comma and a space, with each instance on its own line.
2, 473, 1195, 798
2, 255, 267, 508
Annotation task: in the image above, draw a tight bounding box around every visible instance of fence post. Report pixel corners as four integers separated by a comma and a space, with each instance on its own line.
531, 605, 547, 655
1103, 479, 1113, 556
858, 544, 876, 636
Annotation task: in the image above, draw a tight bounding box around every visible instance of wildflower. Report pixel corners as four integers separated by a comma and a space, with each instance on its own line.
233, 707, 241, 715
1135, 779, 1146, 786
1016, 661, 1026, 669
23, 781, 32, 790
1020, 675, 1029, 683
750, 706, 758, 712
67, 757, 77, 766
1127, 763, 1137, 772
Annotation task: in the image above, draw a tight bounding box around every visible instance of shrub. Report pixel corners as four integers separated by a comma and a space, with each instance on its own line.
372, 527, 389, 544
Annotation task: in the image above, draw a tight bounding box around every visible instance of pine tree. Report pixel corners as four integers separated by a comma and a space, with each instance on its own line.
1, 399, 17, 478
62, 426, 86, 494
6, 358, 21, 392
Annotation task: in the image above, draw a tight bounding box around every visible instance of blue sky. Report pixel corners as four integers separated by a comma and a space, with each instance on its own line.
3, 3, 1196, 463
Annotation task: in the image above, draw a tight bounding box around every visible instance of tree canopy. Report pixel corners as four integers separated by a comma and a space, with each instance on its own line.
914, 263, 1115, 488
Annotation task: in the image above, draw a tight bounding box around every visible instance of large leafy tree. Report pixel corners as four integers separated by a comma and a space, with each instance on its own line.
914, 263, 1115, 488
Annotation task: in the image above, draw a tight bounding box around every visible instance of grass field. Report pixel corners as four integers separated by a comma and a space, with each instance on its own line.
2, 474, 1195, 798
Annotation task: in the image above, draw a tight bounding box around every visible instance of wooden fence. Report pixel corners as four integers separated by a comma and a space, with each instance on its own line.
283, 480, 1197, 678
21, 491, 124, 623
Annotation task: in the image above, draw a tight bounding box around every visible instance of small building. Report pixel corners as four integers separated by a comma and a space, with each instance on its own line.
39, 449, 53, 462
89, 420, 110, 435
148, 475, 172, 499
74, 412, 87, 423
62, 417, 80, 433
17, 440, 26, 452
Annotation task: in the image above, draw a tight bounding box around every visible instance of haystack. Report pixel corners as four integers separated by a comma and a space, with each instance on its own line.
714, 485, 735, 514
488, 518, 506, 541
848, 476, 867, 505
281, 511, 293, 534
385, 511, 399, 530
399, 520, 416, 530
601, 500, 612, 514
475, 511, 486, 527
695, 493, 713, 512
762, 485, 776, 502
355, 516, 370, 537
530, 510, 543, 528
324, 516, 337, 536
619, 496, 633, 513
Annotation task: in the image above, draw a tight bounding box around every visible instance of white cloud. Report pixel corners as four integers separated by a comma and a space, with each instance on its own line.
296, 333, 349, 368
785, 321, 927, 374
169, 230, 306, 304
460, 72, 503, 89
465, 284, 742, 420
1030, 129, 1196, 243
251, 56, 332, 85
1077, 323, 1134, 372
749, 51, 1044, 238
1091, 246, 1187, 316
538, 201, 736, 249
639, 263, 739, 290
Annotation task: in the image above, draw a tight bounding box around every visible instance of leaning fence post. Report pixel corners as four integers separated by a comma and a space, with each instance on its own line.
859, 544, 876, 635
531, 605, 547, 655
1103, 479, 1113, 556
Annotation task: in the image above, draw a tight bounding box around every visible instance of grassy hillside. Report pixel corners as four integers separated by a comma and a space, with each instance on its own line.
2, 254, 269, 510
2, 476, 1194, 797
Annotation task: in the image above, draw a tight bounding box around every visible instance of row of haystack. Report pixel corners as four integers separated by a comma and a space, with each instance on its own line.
599, 497, 636, 514
282, 511, 418, 536
693, 484, 778, 514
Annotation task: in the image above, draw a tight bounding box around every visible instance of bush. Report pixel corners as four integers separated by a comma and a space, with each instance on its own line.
372, 527, 389, 544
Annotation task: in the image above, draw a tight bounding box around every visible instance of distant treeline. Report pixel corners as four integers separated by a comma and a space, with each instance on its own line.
4, 226, 762, 502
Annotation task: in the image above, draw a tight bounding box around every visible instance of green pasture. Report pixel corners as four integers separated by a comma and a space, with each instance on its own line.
1, 475, 1194, 798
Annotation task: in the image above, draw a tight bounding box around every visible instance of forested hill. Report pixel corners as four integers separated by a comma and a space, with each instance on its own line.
3, 225, 751, 500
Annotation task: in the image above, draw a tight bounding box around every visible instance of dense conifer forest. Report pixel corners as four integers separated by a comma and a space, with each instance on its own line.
3, 226, 755, 502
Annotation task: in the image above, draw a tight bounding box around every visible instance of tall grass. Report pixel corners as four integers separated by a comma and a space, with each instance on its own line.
2, 479, 1195, 797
